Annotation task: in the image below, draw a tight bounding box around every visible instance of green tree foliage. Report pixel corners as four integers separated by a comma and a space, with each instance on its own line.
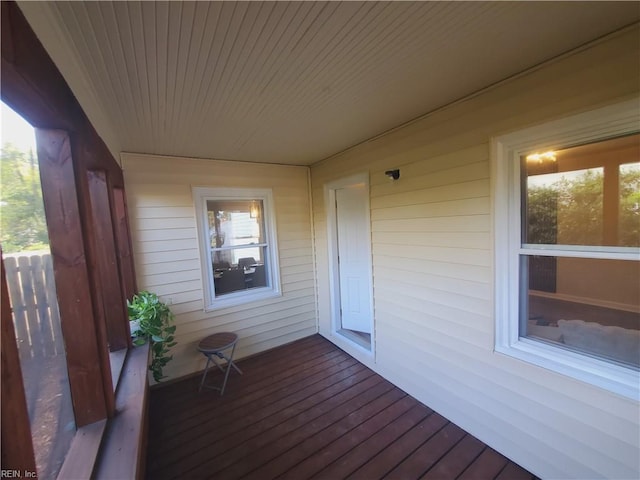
619, 166, 640, 247
526, 185, 558, 244
527, 165, 639, 247
0, 143, 48, 252
555, 169, 604, 245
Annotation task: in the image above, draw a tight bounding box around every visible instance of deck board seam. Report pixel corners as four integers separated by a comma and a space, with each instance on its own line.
153, 368, 383, 477
148, 350, 354, 437
235, 381, 402, 480
149, 364, 370, 462
145, 335, 537, 480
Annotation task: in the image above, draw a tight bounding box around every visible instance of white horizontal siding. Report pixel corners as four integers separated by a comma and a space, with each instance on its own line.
376, 326, 638, 479
122, 153, 317, 381
374, 255, 490, 284
373, 214, 490, 233
311, 27, 640, 480
373, 231, 490, 249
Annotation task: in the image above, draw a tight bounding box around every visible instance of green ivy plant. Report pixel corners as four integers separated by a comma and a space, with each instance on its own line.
127, 291, 177, 382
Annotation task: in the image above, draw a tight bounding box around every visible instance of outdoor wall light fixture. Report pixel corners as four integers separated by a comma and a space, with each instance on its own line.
385, 169, 400, 180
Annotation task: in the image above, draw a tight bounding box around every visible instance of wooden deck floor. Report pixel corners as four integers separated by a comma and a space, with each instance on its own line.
146, 335, 536, 480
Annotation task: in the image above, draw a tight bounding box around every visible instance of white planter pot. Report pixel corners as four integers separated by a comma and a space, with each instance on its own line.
130, 319, 141, 336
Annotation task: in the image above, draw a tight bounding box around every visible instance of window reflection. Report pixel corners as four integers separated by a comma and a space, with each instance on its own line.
207, 199, 268, 296
521, 133, 640, 368
523, 256, 639, 368
523, 134, 639, 248
619, 162, 640, 247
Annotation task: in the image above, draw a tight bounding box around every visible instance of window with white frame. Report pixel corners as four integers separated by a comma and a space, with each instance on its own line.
192, 187, 281, 310
493, 99, 639, 399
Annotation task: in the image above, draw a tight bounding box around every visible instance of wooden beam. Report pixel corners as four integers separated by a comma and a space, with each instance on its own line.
112, 187, 138, 306
0, 2, 79, 131
35, 129, 112, 426
94, 343, 150, 480
56, 419, 107, 480
87, 170, 129, 350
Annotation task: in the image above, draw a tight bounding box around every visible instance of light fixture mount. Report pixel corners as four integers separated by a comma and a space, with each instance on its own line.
385, 169, 400, 180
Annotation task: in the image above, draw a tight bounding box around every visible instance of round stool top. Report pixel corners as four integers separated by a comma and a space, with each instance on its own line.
198, 332, 238, 353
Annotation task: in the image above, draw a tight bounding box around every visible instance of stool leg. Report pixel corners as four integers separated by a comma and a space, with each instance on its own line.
230, 358, 243, 375
199, 356, 212, 392
219, 342, 238, 395
210, 354, 225, 373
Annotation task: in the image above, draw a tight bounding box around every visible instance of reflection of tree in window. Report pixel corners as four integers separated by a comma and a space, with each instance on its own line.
521, 134, 639, 367
526, 167, 604, 246
556, 168, 604, 245
619, 162, 640, 247
525, 135, 639, 249
526, 185, 558, 245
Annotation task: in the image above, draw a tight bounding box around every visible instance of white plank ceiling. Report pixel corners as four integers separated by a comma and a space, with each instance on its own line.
17, 1, 640, 166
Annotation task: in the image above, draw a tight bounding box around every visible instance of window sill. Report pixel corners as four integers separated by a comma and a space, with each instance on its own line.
205, 288, 281, 312
496, 338, 639, 400
57, 342, 150, 479
56, 419, 107, 480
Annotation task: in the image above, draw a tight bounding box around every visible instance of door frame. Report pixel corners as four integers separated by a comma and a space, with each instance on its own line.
325, 173, 375, 358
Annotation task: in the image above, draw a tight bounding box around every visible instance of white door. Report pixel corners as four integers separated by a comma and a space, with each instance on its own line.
335, 184, 372, 333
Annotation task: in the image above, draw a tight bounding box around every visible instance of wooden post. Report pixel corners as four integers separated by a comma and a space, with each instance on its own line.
112, 187, 137, 306
35, 129, 112, 425
87, 170, 129, 351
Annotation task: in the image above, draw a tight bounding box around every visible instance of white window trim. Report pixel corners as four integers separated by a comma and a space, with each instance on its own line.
492, 98, 640, 400
192, 186, 281, 311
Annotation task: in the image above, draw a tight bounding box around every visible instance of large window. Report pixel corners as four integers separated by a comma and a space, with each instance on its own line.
1, 105, 75, 478
494, 99, 639, 399
193, 187, 281, 310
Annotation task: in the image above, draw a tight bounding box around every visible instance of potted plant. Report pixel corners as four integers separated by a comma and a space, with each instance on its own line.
127, 291, 177, 382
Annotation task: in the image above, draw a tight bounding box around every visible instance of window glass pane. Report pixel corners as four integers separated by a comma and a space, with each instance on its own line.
524, 164, 604, 246
521, 255, 640, 368
523, 134, 639, 247
208, 199, 269, 297
207, 199, 265, 249
619, 162, 640, 247
1, 103, 75, 479
213, 246, 267, 296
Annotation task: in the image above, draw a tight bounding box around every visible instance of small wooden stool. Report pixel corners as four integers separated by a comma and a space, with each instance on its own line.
197, 332, 242, 395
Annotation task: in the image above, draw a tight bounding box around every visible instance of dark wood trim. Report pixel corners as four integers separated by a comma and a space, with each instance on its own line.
56, 419, 107, 480
112, 186, 137, 307
87, 170, 129, 351
109, 349, 128, 390
0, 2, 79, 132
94, 343, 150, 480
1, 2, 148, 476
58, 344, 150, 480
35, 129, 112, 426
1, 249, 37, 475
